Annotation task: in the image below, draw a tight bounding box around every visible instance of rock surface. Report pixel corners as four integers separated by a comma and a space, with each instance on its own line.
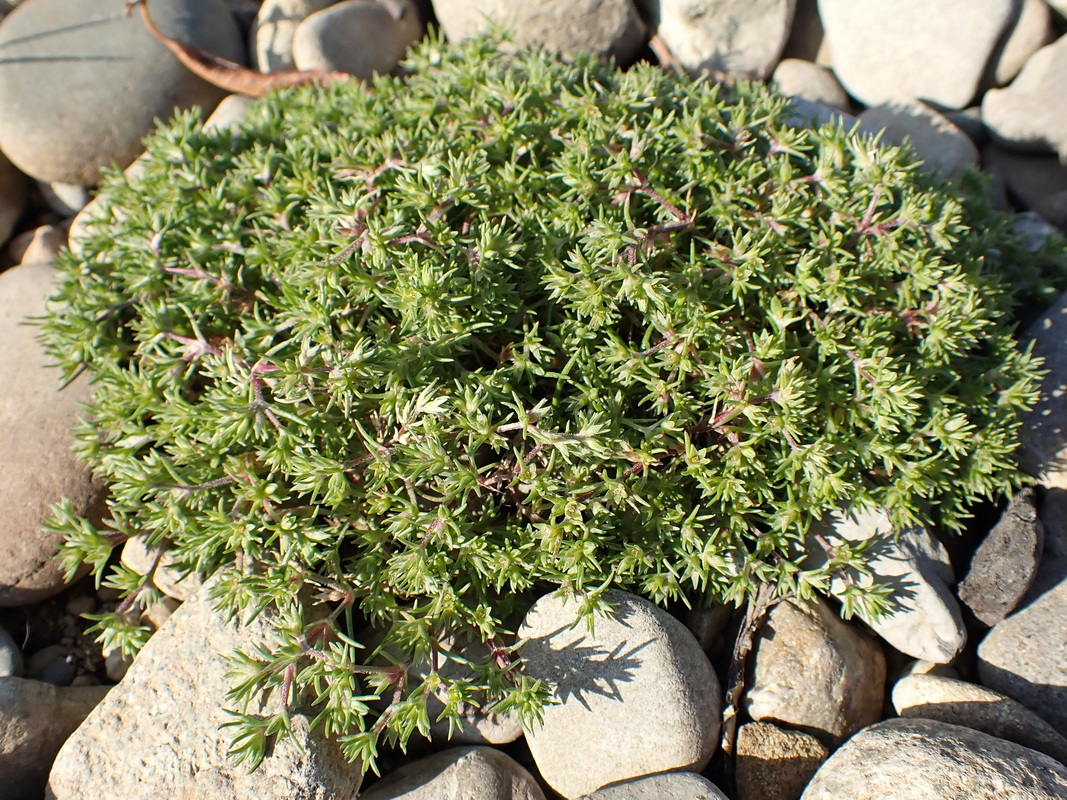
360, 746, 544, 800
46, 571, 364, 799
431, 0, 646, 62
292, 0, 422, 80
0, 0, 244, 184
0, 263, 106, 606
745, 597, 885, 744
818, 0, 1015, 109
0, 677, 108, 800
801, 718, 1067, 799
772, 59, 849, 110
1018, 290, 1067, 488
736, 721, 829, 800
858, 100, 979, 181
987, 0, 1052, 87
0, 148, 26, 246
983, 34, 1067, 160
806, 507, 966, 663
977, 577, 1067, 731
579, 772, 729, 800
892, 672, 1067, 764
519, 589, 720, 798
636, 0, 797, 78
119, 536, 203, 602
958, 488, 1044, 626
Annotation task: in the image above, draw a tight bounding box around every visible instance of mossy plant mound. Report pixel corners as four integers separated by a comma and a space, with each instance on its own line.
41, 37, 1063, 767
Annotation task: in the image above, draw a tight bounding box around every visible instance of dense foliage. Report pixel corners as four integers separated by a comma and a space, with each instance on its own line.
41, 36, 1064, 769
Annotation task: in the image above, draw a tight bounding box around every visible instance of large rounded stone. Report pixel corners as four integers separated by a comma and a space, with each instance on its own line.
800, 718, 1067, 800
736, 721, 829, 800
0, 0, 245, 185
519, 589, 720, 799
744, 597, 885, 745
0, 263, 107, 606
818, 0, 1015, 109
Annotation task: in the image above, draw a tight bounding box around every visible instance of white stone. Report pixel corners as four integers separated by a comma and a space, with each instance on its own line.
292, 0, 422, 80
983, 34, 1067, 159
636, 0, 797, 78
806, 507, 966, 663
519, 589, 720, 798
818, 0, 1015, 109
988, 0, 1052, 87
772, 59, 849, 110
249, 0, 335, 72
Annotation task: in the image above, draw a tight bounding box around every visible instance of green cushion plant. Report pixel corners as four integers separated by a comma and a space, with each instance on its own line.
40, 35, 1065, 770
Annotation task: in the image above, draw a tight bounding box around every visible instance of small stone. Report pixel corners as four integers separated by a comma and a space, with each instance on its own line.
580, 772, 729, 800
249, 0, 335, 72
292, 0, 422, 80
784, 96, 856, 129
858, 100, 979, 181
736, 721, 829, 800
27, 646, 75, 687
818, 0, 1015, 109
892, 672, 1067, 764
977, 577, 1067, 731
0, 263, 107, 606
772, 59, 849, 110
36, 182, 89, 218
120, 536, 203, 602
745, 597, 885, 745
360, 746, 545, 800
987, 0, 1052, 87
0, 0, 245, 184
635, 0, 798, 78
519, 589, 720, 798
799, 718, 1067, 799
806, 507, 966, 663
0, 677, 109, 800
141, 596, 179, 631
983, 144, 1067, 219
942, 106, 987, 146
64, 594, 96, 618
958, 488, 1044, 626
899, 659, 959, 680
983, 34, 1067, 159
0, 624, 23, 678
204, 93, 254, 132
46, 570, 365, 798
681, 604, 734, 653
103, 647, 132, 684
432, 0, 646, 63
6, 223, 65, 266
0, 148, 26, 246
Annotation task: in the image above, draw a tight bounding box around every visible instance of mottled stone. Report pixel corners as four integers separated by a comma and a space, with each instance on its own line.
800, 718, 1067, 800
893, 672, 1067, 764
580, 772, 729, 800
360, 746, 544, 800
519, 589, 720, 798
736, 721, 829, 800
745, 597, 884, 744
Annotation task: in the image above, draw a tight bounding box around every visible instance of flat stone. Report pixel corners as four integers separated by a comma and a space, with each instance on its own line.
0, 0, 244, 184
983, 34, 1067, 159
0, 677, 109, 800
744, 597, 885, 745
987, 0, 1052, 88
0, 148, 26, 246
432, 0, 646, 62
893, 672, 1067, 764
859, 100, 979, 181
635, 0, 797, 78
772, 59, 849, 110
292, 0, 422, 80
958, 488, 1044, 626
249, 0, 334, 72
46, 571, 364, 799
519, 589, 720, 799
580, 772, 729, 800
806, 507, 966, 663
977, 578, 1067, 731
818, 0, 1015, 109
801, 718, 1067, 799
0, 263, 107, 606
1018, 290, 1067, 490
736, 721, 829, 800
360, 746, 544, 800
